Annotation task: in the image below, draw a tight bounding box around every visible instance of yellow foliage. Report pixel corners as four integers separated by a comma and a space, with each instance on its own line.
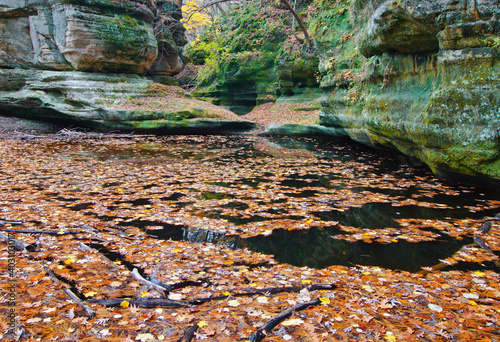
182, 0, 212, 38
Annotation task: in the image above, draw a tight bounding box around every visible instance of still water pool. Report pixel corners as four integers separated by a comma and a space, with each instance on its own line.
7, 134, 499, 272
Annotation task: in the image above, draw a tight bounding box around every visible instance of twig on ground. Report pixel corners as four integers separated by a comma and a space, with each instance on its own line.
132, 268, 167, 297
1, 228, 94, 235
249, 299, 322, 341
88, 297, 192, 308
42, 261, 95, 318
176, 323, 199, 342
0, 219, 23, 226
0, 232, 29, 251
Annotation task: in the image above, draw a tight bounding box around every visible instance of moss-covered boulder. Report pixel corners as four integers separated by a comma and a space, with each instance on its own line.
0, 69, 257, 133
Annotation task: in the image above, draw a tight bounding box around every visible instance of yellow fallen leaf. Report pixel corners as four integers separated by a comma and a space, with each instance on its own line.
197, 321, 208, 328
83, 291, 98, 298
120, 300, 129, 308
319, 297, 330, 305
384, 332, 396, 341
222, 291, 231, 296
140, 291, 149, 298
301, 279, 312, 284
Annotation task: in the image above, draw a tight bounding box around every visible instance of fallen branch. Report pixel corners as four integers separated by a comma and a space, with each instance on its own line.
102, 226, 135, 238
0, 219, 23, 226
0, 232, 29, 251
189, 283, 337, 305
176, 323, 199, 342
88, 297, 192, 308
88, 283, 336, 309
474, 236, 500, 268
42, 262, 95, 318
132, 268, 167, 297
478, 221, 493, 235
1, 228, 92, 235
249, 299, 321, 342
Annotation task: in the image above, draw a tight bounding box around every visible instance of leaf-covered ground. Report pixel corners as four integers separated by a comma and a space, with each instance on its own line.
0, 133, 499, 341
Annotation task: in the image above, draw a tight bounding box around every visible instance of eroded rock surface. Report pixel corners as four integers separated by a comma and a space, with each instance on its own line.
320, 0, 500, 182
0, 0, 255, 132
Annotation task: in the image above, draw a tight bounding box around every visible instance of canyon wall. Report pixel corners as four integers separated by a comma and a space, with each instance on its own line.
0, 0, 256, 133
319, 0, 500, 182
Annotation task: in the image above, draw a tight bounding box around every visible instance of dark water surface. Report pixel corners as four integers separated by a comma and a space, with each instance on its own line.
53, 135, 499, 272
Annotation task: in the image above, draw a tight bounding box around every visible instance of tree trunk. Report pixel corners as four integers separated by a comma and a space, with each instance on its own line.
280, 0, 313, 49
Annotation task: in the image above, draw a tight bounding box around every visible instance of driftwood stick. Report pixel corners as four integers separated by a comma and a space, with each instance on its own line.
88, 283, 336, 309
189, 283, 337, 305
1, 228, 92, 235
42, 262, 95, 318
0, 232, 29, 251
478, 221, 493, 235
474, 236, 500, 268
132, 268, 167, 297
249, 299, 321, 342
88, 297, 192, 308
102, 226, 134, 238
176, 323, 199, 342
0, 219, 23, 226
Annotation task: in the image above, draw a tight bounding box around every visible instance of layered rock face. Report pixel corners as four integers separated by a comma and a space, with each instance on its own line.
320, 0, 500, 182
0, 0, 255, 132
1, 0, 164, 74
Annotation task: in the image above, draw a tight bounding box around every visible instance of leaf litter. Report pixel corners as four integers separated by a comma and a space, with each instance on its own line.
0, 134, 499, 341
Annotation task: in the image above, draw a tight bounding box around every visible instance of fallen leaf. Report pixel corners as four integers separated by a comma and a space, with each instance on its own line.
282, 318, 304, 326
428, 304, 443, 312
228, 299, 240, 307
136, 333, 155, 342
319, 297, 330, 305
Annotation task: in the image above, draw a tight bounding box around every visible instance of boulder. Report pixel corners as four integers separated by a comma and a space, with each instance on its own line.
0, 69, 257, 133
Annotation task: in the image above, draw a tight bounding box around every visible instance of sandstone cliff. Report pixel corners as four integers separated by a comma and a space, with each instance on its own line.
319, 0, 500, 182
0, 0, 256, 133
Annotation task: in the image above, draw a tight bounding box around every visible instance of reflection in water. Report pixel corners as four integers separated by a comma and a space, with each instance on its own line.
242, 227, 474, 272
48, 135, 499, 272
143, 222, 473, 272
